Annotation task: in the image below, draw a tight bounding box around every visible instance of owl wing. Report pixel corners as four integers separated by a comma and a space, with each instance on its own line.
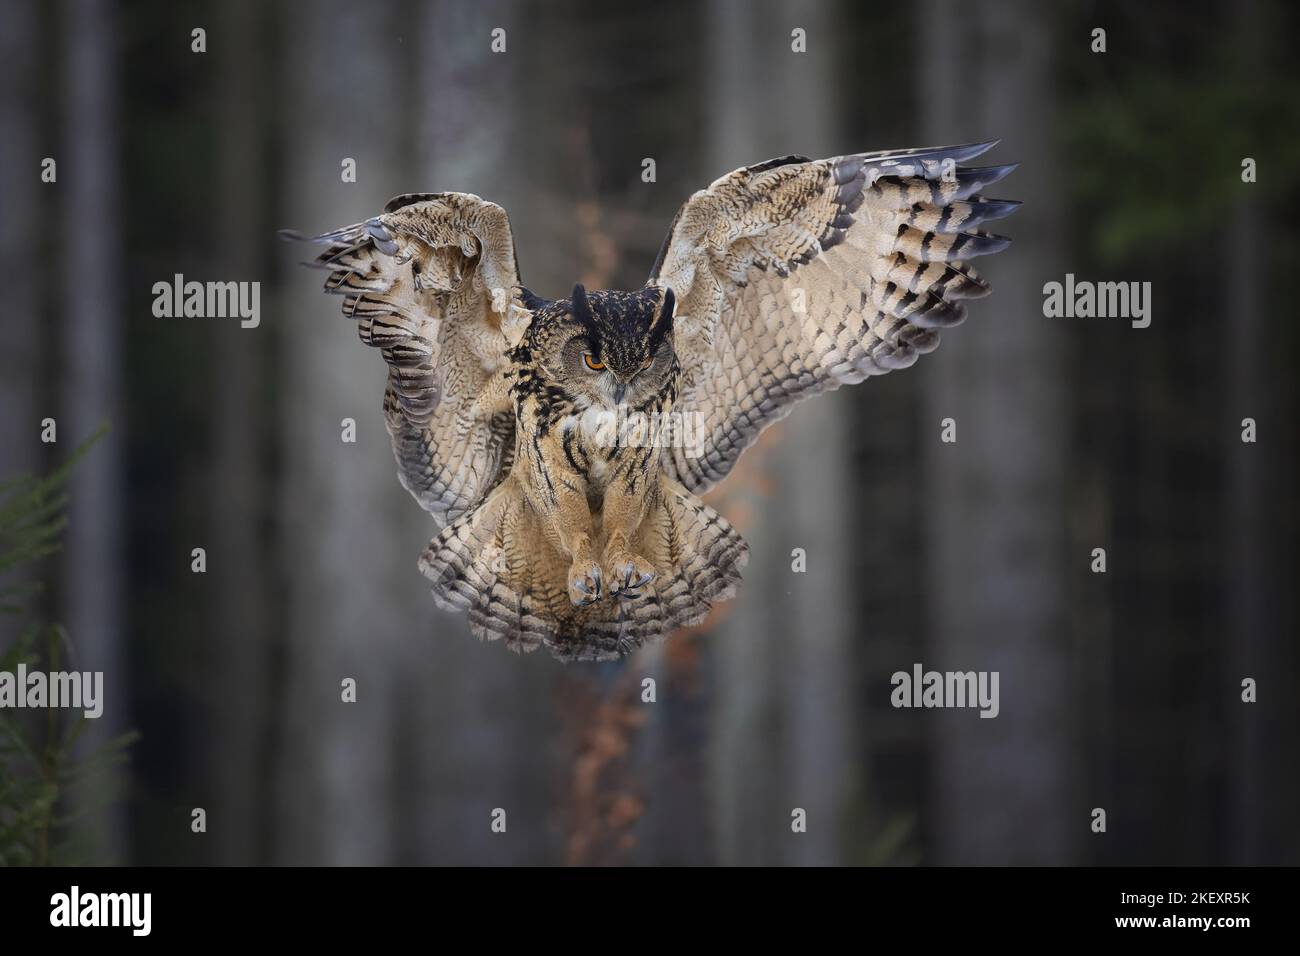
648, 142, 1018, 493
291, 192, 528, 525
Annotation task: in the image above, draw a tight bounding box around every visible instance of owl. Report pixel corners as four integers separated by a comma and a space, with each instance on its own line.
289, 141, 1017, 660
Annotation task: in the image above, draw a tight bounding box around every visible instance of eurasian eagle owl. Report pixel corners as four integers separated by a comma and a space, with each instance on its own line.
289, 141, 1017, 660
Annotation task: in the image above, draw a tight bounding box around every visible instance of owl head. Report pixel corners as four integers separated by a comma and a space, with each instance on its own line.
544, 284, 676, 409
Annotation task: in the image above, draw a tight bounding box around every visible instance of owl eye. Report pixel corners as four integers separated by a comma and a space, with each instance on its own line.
583, 352, 605, 371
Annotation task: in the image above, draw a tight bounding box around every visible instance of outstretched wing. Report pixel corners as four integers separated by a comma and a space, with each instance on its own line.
291, 192, 529, 524
648, 142, 1018, 493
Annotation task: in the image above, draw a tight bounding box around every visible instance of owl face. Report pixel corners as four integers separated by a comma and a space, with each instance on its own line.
547, 284, 676, 410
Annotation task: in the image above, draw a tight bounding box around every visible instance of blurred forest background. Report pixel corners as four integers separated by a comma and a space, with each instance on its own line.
1, 0, 1297, 866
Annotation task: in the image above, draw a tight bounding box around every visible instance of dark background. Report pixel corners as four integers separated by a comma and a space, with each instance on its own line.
1, 0, 1296, 865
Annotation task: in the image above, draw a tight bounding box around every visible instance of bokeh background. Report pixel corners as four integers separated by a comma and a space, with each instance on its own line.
1, 0, 1297, 865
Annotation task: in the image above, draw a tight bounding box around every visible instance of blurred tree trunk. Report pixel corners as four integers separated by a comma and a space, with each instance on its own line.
1225, 0, 1264, 865
0, 0, 41, 642
920, 0, 1069, 863
209, 0, 272, 865
764, 0, 853, 868
705, 0, 853, 866
1225, 148, 1261, 866
60, 0, 127, 863
404, 0, 557, 867
704, 0, 779, 867
274, 0, 414, 865
0, 0, 40, 482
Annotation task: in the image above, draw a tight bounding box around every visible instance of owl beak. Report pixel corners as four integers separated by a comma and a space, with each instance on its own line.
613, 383, 627, 405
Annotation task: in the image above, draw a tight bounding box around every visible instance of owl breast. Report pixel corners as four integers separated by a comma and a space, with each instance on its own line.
560, 390, 673, 499
561, 410, 630, 485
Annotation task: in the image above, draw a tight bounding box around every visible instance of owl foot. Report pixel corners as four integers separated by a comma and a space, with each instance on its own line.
605, 551, 655, 599
567, 560, 603, 606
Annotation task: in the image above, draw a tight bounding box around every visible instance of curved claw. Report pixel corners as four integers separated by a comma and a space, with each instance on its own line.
606, 554, 655, 600
568, 563, 603, 607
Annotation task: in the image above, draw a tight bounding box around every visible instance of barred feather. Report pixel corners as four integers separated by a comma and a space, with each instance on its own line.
419, 474, 748, 661
648, 141, 1018, 493
290, 192, 521, 522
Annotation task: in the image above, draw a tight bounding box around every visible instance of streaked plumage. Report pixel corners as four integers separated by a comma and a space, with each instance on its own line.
288, 142, 1018, 660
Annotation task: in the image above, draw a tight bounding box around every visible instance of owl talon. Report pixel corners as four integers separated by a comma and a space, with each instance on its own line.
606, 553, 655, 600
568, 562, 603, 606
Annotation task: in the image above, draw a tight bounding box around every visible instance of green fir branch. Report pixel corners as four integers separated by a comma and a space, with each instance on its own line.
0, 424, 137, 867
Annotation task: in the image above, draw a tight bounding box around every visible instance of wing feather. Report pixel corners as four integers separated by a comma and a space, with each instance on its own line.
289, 192, 527, 524
648, 142, 1018, 493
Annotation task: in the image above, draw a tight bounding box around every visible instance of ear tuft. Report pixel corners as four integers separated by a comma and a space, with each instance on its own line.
649, 286, 675, 350
660, 287, 675, 324
571, 283, 591, 318
570, 283, 598, 340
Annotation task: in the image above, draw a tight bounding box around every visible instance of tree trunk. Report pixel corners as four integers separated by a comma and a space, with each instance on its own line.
403, 0, 557, 867
703, 0, 779, 867
705, 0, 851, 866
0, 0, 42, 647
60, 0, 127, 864
1225, 0, 1263, 866
0, 0, 40, 484
921, 0, 1069, 864
274, 0, 413, 865
764, 0, 853, 869
209, 0, 273, 865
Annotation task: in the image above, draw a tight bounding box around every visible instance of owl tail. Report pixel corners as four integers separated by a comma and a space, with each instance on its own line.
418, 474, 749, 661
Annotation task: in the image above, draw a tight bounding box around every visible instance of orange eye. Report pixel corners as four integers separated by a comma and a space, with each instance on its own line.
583, 352, 605, 371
